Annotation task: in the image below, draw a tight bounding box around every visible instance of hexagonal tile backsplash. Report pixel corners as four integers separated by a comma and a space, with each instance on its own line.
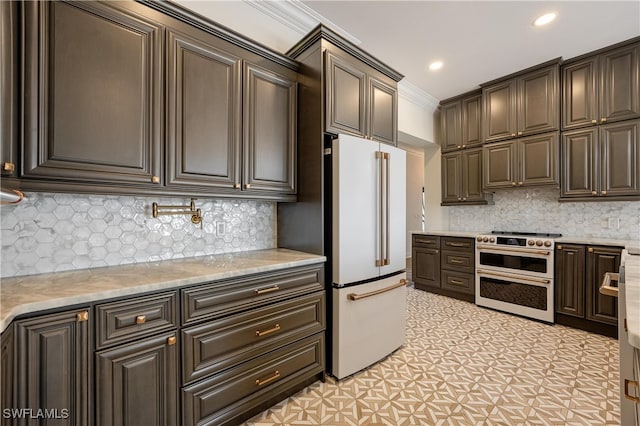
1, 192, 275, 278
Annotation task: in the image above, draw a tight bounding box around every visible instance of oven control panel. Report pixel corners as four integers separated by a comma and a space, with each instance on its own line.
475, 234, 554, 248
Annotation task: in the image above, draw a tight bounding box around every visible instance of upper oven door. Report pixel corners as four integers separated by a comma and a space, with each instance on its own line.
475, 244, 553, 278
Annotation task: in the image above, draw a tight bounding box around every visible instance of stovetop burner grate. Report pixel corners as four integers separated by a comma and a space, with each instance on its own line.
491, 231, 562, 238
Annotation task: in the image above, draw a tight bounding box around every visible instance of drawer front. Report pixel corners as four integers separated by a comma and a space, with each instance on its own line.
96, 291, 177, 349
412, 234, 439, 248
182, 265, 324, 325
441, 250, 474, 273
182, 333, 324, 426
441, 237, 474, 252
441, 270, 475, 295
182, 292, 325, 384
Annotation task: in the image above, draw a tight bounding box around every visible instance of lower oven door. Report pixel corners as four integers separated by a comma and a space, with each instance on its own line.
475, 269, 554, 323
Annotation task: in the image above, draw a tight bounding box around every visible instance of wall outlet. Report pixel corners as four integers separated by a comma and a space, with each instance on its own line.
607, 217, 620, 230
216, 221, 226, 236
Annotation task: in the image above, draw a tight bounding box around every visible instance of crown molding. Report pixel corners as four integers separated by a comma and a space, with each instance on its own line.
398, 81, 439, 110
244, 0, 361, 46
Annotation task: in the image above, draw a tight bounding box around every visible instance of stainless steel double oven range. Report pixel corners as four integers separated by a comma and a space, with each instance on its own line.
475, 231, 562, 323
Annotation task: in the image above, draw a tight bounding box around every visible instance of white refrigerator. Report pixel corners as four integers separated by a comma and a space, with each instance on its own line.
331, 133, 407, 379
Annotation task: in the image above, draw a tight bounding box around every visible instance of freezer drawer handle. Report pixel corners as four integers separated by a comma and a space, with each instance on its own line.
624, 379, 640, 403
599, 272, 619, 298
254, 285, 280, 295
347, 279, 407, 301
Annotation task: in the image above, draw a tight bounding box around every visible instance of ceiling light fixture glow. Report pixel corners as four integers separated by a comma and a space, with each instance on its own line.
429, 61, 443, 71
533, 12, 557, 27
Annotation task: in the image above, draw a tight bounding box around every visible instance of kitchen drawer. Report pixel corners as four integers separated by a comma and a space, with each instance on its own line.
181, 265, 323, 325
182, 292, 325, 384
441, 250, 474, 273
182, 333, 324, 426
412, 234, 440, 248
95, 291, 177, 349
441, 270, 475, 295
441, 237, 474, 252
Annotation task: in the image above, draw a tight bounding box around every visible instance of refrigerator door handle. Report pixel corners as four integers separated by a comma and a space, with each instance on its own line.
375, 151, 384, 267
384, 152, 390, 266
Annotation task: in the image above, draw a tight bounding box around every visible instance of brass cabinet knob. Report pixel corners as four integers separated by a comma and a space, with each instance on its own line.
591, 191, 597, 196
517, 131, 523, 136
2, 162, 15, 172
557, 245, 563, 250
151, 176, 160, 184
245, 183, 251, 189
511, 182, 516, 186
76, 311, 89, 322
601, 117, 607, 123
462, 145, 467, 148
511, 133, 516, 137
167, 335, 177, 346
591, 119, 598, 124
457, 145, 461, 149
588, 247, 594, 253
602, 190, 607, 195
462, 197, 467, 201
234, 183, 240, 189
518, 181, 523, 186
135, 315, 146, 324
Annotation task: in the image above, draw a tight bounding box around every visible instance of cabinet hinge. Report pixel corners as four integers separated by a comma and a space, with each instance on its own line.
323, 148, 332, 155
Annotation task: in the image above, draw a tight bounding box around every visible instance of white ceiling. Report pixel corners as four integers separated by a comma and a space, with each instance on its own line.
176, 1, 640, 102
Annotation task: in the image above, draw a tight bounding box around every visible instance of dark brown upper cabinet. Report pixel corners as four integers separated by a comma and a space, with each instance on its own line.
13, 308, 91, 426
166, 28, 242, 191
562, 41, 639, 130
439, 91, 482, 153
484, 132, 559, 189
325, 49, 398, 145
243, 62, 297, 194
441, 147, 488, 205
561, 119, 639, 199
483, 62, 559, 143
0, 1, 19, 178
22, 1, 164, 186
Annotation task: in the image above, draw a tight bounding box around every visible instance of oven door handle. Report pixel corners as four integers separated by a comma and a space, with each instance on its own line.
476, 245, 550, 256
476, 269, 551, 285
599, 272, 619, 297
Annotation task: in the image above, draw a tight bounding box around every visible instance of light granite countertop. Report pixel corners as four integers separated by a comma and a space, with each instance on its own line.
0, 249, 326, 333
624, 250, 640, 349
411, 230, 486, 238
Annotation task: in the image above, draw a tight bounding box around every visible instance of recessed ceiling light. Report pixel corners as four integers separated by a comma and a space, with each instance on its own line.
533, 12, 557, 27
429, 61, 443, 71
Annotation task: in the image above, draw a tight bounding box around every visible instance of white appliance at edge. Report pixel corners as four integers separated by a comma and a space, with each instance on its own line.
331, 133, 407, 380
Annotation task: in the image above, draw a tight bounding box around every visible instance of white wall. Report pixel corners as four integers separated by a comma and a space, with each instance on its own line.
400, 144, 425, 257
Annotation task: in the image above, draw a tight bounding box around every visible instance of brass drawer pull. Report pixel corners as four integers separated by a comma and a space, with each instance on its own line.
256, 324, 281, 337
254, 285, 280, 295
449, 259, 464, 264
167, 335, 177, 346
624, 379, 640, 402
417, 239, 436, 244
448, 242, 467, 248
256, 370, 280, 387
135, 315, 146, 325
76, 311, 89, 322
450, 279, 464, 285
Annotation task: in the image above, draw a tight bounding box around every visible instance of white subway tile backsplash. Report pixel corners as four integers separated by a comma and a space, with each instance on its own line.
447, 188, 640, 240
1, 192, 276, 278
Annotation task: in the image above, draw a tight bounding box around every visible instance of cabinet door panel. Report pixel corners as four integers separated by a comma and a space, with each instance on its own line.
325, 51, 366, 136
561, 128, 597, 198
586, 246, 621, 325
555, 244, 586, 318
15, 309, 90, 426
518, 65, 559, 135
562, 58, 598, 130
243, 63, 297, 193
412, 247, 440, 289
483, 80, 517, 143
96, 332, 178, 426
518, 132, 559, 186
166, 29, 241, 189
600, 43, 640, 123
483, 141, 516, 189
462, 94, 482, 147
441, 101, 461, 152
462, 148, 484, 201
600, 120, 640, 197
369, 77, 397, 146
23, 1, 162, 185
0, 1, 18, 177
441, 152, 461, 203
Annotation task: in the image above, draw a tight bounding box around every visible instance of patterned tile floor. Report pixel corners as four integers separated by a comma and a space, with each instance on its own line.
244, 287, 619, 426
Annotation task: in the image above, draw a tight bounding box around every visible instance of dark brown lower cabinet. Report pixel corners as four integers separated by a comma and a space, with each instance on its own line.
412, 235, 440, 290
96, 332, 178, 426
555, 243, 621, 336
13, 309, 91, 426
